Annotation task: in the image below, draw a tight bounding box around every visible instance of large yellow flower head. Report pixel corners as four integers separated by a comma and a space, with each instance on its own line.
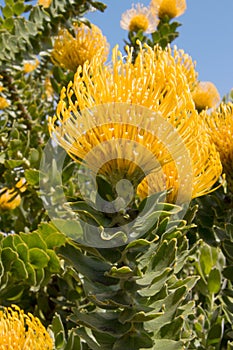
120, 3, 159, 33
192, 81, 220, 111
204, 102, 233, 192
51, 23, 109, 72
49, 44, 222, 202
150, 0, 187, 19
0, 305, 53, 349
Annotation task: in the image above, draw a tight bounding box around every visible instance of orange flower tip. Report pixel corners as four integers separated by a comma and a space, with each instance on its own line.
120, 3, 159, 33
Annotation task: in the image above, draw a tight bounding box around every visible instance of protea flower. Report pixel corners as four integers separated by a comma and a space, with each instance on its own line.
204, 102, 233, 192
120, 3, 159, 33
51, 23, 109, 72
192, 81, 220, 111
150, 0, 187, 19
0, 179, 26, 210
0, 305, 53, 349
49, 43, 222, 203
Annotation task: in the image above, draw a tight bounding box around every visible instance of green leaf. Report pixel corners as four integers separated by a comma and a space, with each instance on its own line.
113, 330, 153, 350
208, 268, 221, 294
199, 245, 213, 275
107, 266, 133, 279
207, 322, 223, 346
4, 0, 14, 5
13, 2, 25, 16
25, 168, 40, 185
70, 311, 131, 337
3, 17, 14, 31
59, 243, 114, 285
3, 285, 25, 301
125, 238, 151, 250
222, 240, 233, 262
74, 328, 101, 350
25, 262, 36, 285
223, 265, 233, 281
159, 316, 184, 341
44, 232, 66, 249
29, 247, 50, 268
51, 218, 83, 241
65, 329, 82, 350
11, 258, 28, 280
51, 313, 66, 349
1, 234, 17, 249
2, 5, 13, 18
138, 268, 173, 297
20, 232, 47, 250
28, 148, 40, 166
151, 239, 177, 270
46, 249, 61, 273
35, 267, 45, 286
16, 243, 29, 261
151, 339, 184, 350
1, 247, 18, 269
5, 159, 24, 168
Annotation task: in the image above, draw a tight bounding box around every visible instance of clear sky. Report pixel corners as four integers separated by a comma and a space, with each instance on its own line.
0, 0, 232, 98
87, 0, 233, 99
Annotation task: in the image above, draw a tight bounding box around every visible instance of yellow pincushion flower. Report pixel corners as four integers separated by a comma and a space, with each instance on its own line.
150, 0, 187, 19
137, 131, 222, 203
204, 102, 233, 192
192, 81, 220, 111
0, 305, 53, 350
0, 188, 21, 210
51, 23, 109, 72
49, 44, 222, 201
0, 96, 9, 110
0, 179, 26, 211
0, 83, 9, 109
120, 3, 159, 33
38, 0, 52, 8
23, 58, 40, 73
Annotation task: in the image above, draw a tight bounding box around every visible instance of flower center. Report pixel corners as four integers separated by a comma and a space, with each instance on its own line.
158, 0, 177, 18
129, 14, 149, 32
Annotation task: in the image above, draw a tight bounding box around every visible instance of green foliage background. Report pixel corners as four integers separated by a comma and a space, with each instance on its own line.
0, 1, 233, 349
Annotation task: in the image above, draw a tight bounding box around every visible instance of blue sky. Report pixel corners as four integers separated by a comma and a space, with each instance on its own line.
0, 0, 232, 98
87, 0, 233, 99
